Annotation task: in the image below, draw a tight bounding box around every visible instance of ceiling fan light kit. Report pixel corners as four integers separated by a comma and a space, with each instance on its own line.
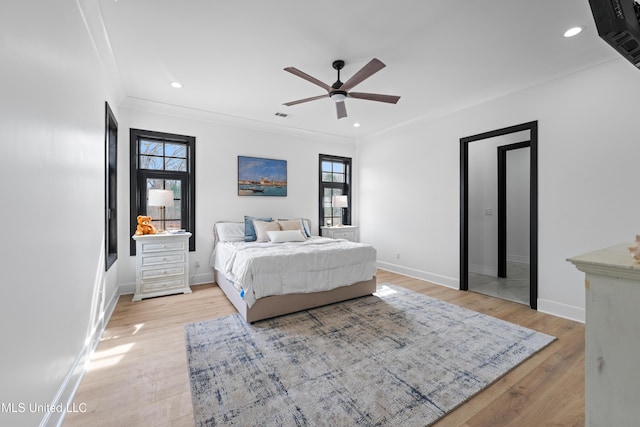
283, 58, 400, 119
330, 91, 347, 103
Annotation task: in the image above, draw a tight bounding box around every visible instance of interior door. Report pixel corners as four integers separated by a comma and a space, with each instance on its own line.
460, 121, 538, 309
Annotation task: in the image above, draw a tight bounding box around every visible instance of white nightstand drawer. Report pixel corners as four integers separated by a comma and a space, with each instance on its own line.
140, 240, 186, 254
331, 230, 356, 240
141, 266, 185, 280
321, 226, 359, 242
142, 277, 187, 293
141, 253, 186, 267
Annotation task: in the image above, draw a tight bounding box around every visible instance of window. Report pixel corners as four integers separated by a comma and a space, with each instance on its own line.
130, 129, 196, 255
319, 154, 352, 227
105, 102, 118, 271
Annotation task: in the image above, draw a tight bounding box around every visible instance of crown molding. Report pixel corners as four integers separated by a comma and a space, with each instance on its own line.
120, 96, 356, 146
75, 0, 126, 104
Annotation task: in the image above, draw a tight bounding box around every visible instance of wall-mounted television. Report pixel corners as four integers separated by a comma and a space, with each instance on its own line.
589, 0, 640, 68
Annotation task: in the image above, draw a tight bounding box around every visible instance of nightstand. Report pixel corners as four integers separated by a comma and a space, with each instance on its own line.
132, 232, 192, 301
321, 225, 359, 242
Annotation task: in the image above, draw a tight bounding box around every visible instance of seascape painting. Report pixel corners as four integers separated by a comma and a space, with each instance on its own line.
238, 156, 287, 196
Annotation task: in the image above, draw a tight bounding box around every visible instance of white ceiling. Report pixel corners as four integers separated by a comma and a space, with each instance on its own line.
96, 0, 619, 139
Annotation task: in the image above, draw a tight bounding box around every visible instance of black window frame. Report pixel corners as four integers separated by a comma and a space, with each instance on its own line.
318, 154, 352, 227
129, 128, 196, 255
105, 102, 118, 271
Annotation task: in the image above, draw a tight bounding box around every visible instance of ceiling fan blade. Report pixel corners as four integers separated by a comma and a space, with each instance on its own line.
284, 67, 331, 92
283, 94, 329, 106
348, 92, 401, 104
336, 101, 347, 119
339, 58, 386, 92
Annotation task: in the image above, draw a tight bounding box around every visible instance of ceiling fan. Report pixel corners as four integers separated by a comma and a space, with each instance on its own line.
283, 58, 400, 119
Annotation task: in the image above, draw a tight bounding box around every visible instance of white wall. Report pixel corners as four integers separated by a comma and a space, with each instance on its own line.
0, 2, 119, 426
357, 58, 640, 322
116, 107, 356, 290
506, 147, 530, 263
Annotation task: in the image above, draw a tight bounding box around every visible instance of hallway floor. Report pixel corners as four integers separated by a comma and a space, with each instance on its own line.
468, 261, 530, 305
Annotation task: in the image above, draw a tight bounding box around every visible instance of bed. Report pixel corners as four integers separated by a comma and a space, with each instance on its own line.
210, 217, 377, 322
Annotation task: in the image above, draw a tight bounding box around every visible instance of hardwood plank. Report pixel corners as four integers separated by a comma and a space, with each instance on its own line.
64, 270, 584, 426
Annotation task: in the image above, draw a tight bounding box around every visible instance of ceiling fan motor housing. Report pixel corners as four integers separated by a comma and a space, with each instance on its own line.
332, 60, 345, 89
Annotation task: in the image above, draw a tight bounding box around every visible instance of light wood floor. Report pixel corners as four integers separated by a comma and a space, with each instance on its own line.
64, 270, 584, 426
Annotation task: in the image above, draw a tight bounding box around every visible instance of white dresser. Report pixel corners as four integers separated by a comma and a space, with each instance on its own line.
132, 232, 192, 301
321, 225, 359, 242
568, 243, 640, 426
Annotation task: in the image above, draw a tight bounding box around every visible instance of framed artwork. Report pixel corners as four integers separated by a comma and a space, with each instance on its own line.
238, 156, 287, 196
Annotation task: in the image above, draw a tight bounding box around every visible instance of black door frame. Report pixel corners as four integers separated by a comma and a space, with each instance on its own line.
497, 141, 531, 278
460, 121, 538, 309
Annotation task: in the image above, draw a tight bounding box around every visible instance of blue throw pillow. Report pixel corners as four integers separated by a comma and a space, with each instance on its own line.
299, 218, 311, 237
244, 216, 272, 241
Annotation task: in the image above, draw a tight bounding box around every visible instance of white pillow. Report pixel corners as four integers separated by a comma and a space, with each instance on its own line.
253, 219, 281, 242
267, 230, 307, 243
216, 222, 245, 242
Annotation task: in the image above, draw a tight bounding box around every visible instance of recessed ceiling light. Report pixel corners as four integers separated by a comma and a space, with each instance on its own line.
353, 122, 360, 128
170, 82, 183, 89
564, 26, 584, 38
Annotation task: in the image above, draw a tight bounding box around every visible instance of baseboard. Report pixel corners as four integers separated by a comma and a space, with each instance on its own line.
41, 285, 120, 427
537, 298, 585, 323
468, 263, 497, 276
38, 348, 87, 427
469, 259, 529, 276
507, 254, 530, 264
378, 262, 585, 323
117, 272, 215, 299
377, 261, 459, 289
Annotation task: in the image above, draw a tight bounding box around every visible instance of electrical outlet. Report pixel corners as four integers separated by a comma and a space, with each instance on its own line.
194, 261, 200, 268
396, 252, 400, 260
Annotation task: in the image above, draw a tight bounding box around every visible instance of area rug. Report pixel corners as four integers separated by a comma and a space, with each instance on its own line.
185, 284, 555, 426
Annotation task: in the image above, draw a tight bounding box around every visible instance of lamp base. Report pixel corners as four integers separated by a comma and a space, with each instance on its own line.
156, 206, 167, 232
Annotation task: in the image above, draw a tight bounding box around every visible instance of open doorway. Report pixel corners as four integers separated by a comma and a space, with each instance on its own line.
460, 121, 538, 309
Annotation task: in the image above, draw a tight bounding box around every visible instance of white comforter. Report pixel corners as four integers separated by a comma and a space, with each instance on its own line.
211, 237, 377, 307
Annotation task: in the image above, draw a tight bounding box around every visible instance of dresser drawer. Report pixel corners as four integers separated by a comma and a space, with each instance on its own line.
140, 240, 186, 254
141, 277, 187, 293
141, 252, 186, 267
141, 266, 185, 280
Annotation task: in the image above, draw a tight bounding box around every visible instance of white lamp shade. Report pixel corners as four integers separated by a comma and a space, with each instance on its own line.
332, 195, 348, 208
148, 189, 174, 207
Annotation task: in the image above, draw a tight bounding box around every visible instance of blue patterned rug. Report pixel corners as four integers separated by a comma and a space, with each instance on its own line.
185, 284, 554, 426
